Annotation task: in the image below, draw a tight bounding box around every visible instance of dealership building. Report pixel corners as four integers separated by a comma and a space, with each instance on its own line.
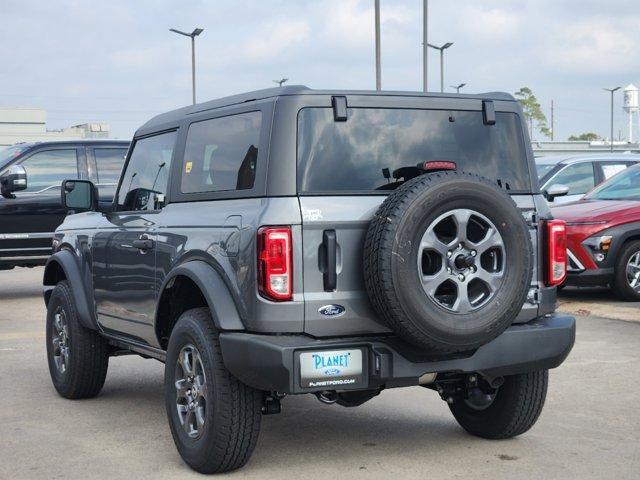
0, 107, 110, 147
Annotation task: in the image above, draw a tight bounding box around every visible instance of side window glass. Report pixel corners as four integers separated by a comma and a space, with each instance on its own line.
117, 132, 176, 211
550, 162, 595, 195
95, 148, 128, 184
181, 111, 261, 194
601, 162, 629, 180
19, 149, 78, 193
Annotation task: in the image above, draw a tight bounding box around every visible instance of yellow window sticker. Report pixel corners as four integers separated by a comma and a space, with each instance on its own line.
185, 161, 193, 173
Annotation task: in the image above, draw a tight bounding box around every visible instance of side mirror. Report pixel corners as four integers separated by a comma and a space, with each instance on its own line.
62, 179, 97, 212
0, 164, 27, 198
544, 184, 569, 201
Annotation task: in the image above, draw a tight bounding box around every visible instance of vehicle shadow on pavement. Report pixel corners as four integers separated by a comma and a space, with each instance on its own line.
559, 286, 618, 301
94, 364, 472, 468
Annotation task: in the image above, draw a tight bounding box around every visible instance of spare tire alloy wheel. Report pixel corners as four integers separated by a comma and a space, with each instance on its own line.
364, 171, 532, 353
419, 209, 505, 313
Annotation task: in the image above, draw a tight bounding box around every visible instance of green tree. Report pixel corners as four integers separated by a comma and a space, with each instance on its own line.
514, 87, 551, 140
568, 132, 601, 141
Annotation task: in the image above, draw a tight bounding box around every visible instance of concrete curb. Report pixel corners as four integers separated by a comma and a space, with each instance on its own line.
557, 300, 640, 324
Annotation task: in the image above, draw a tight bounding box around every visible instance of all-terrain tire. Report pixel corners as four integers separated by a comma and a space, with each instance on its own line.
363, 171, 532, 353
164, 308, 262, 474
612, 240, 640, 301
449, 370, 548, 439
46, 281, 109, 399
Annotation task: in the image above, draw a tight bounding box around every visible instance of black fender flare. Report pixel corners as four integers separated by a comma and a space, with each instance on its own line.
156, 260, 244, 331
43, 249, 98, 330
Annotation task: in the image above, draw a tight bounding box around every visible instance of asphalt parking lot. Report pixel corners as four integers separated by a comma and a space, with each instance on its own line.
1, 267, 639, 479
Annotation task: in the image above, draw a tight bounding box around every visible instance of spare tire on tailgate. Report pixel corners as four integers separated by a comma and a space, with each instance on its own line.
363, 171, 532, 354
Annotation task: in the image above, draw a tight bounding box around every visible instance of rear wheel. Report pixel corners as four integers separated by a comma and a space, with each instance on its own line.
164, 308, 262, 473
449, 370, 548, 439
612, 240, 640, 301
46, 281, 109, 399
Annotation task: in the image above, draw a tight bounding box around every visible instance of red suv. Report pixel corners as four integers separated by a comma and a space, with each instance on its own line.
551, 163, 640, 301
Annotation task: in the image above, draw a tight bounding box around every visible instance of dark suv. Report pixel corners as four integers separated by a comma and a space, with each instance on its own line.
0, 140, 129, 269
42, 86, 575, 473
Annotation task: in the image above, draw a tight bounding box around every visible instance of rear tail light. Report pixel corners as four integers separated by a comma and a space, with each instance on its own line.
546, 219, 567, 286
258, 227, 293, 301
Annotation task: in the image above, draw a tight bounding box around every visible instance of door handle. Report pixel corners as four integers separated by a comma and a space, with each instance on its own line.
322, 230, 337, 291
132, 235, 154, 251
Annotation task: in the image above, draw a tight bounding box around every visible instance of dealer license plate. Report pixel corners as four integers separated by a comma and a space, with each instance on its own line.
299, 349, 363, 388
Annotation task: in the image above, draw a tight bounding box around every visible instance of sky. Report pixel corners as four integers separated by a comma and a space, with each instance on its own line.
1, 0, 639, 141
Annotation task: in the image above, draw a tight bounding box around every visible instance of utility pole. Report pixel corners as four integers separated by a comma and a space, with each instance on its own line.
529, 117, 533, 139
550, 100, 554, 141
375, 0, 381, 90
422, 0, 428, 92
604, 87, 621, 152
170, 28, 204, 105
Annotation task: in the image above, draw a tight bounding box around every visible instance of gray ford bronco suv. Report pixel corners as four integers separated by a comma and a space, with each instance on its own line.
43, 86, 575, 473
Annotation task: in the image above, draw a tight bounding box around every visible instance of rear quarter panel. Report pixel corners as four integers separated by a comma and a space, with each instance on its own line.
155, 197, 304, 333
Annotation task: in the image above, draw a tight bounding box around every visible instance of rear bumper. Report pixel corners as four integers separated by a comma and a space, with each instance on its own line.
219, 314, 576, 394
565, 267, 614, 287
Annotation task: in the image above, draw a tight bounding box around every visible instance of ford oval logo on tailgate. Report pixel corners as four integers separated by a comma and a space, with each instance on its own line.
318, 304, 346, 317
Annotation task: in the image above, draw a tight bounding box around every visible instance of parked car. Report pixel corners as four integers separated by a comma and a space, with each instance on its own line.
42, 86, 574, 473
551, 163, 640, 300
0, 140, 129, 270
536, 153, 640, 205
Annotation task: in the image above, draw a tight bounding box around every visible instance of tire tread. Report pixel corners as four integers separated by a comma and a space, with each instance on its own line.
46, 281, 109, 399
165, 308, 262, 473
363, 171, 531, 353
449, 370, 548, 439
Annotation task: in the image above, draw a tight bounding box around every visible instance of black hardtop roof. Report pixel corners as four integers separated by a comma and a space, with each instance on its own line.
139, 85, 516, 131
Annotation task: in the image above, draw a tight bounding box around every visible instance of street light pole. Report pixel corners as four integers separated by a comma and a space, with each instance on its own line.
170, 27, 204, 104
604, 86, 621, 152
422, 0, 428, 92
191, 35, 196, 104
375, 0, 381, 90
450, 83, 466, 93
427, 42, 453, 93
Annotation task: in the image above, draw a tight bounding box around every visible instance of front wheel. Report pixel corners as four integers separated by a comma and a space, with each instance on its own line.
46, 281, 109, 399
612, 240, 640, 301
164, 308, 262, 474
449, 370, 548, 439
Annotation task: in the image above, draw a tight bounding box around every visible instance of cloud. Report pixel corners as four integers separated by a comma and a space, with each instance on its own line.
1, 0, 638, 140
109, 47, 167, 69
545, 19, 640, 75
241, 19, 311, 62
456, 6, 523, 43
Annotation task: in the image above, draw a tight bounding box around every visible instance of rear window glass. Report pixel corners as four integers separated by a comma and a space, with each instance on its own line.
181, 111, 261, 194
95, 148, 127, 184
297, 108, 531, 193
